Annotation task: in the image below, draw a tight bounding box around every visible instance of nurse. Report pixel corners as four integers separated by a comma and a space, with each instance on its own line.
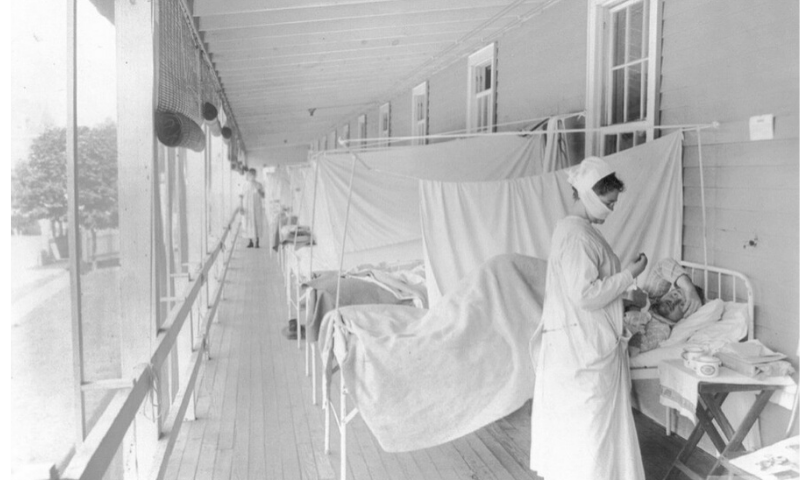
530, 156, 648, 480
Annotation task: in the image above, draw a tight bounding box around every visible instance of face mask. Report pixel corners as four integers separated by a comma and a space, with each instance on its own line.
580, 188, 613, 222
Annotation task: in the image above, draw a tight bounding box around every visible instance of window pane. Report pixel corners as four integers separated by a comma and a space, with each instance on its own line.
619, 131, 635, 152
612, 8, 627, 66
10, 0, 76, 470
634, 130, 647, 146
484, 64, 492, 91
626, 62, 644, 122
611, 68, 625, 124
604, 134, 618, 155
628, 2, 645, 62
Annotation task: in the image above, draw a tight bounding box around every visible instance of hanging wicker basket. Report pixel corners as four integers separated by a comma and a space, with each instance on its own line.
155, 111, 206, 152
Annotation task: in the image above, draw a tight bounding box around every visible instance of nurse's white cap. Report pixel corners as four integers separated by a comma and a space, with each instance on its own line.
567, 156, 614, 193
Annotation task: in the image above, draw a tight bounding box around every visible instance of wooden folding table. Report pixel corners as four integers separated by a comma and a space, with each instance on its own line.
658, 359, 795, 480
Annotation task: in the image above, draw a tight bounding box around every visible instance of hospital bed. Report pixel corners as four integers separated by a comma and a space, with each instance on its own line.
629, 260, 755, 436
629, 260, 755, 381
318, 253, 545, 480
284, 246, 427, 405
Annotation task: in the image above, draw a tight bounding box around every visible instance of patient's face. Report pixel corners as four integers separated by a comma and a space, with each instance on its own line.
652, 288, 685, 323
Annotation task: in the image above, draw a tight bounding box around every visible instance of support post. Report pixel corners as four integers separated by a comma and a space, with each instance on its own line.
66, 0, 87, 444
116, 0, 159, 476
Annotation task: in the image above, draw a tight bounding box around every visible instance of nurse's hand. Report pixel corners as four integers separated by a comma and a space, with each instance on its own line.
626, 253, 648, 279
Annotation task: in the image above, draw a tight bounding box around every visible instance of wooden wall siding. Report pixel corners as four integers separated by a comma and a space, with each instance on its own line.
428, 57, 468, 135
388, 89, 412, 144
660, 0, 800, 362
495, 0, 587, 129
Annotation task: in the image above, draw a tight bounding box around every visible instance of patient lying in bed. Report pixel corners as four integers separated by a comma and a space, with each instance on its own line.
624, 258, 705, 355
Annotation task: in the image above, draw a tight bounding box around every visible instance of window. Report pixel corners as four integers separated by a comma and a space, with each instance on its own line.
467, 43, 497, 133
411, 81, 428, 145
341, 123, 350, 148
357, 114, 367, 148
586, 0, 660, 156
378, 103, 391, 148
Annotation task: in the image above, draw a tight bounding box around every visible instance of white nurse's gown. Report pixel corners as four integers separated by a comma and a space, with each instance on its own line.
530, 215, 644, 480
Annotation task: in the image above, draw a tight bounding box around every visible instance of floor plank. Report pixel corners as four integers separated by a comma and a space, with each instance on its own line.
164, 239, 716, 480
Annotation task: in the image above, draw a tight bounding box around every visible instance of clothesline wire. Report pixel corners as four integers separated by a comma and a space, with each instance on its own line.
331, 121, 720, 149
306, 113, 578, 159
311, 123, 716, 183
306, 122, 718, 159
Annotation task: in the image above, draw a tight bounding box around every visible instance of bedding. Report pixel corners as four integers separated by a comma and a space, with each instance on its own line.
320, 254, 546, 452
303, 265, 427, 342
630, 300, 749, 369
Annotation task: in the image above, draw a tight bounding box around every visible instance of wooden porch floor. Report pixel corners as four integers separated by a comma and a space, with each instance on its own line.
164, 239, 714, 480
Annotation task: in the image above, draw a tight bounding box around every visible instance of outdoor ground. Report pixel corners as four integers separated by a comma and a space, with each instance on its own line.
10, 236, 121, 477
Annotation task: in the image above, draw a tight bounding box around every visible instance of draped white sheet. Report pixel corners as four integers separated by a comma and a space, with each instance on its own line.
306, 133, 566, 269
420, 132, 684, 305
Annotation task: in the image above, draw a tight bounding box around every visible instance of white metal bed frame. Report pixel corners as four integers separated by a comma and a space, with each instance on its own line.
629, 260, 755, 381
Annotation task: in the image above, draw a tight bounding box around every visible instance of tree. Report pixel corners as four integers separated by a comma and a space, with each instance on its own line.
11, 122, 119, 246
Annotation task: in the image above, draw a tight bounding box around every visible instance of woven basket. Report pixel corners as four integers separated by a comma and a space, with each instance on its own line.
156, 111, 206, 152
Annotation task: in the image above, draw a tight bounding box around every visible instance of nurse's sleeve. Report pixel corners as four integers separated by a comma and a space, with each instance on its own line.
561, 236, 634, 311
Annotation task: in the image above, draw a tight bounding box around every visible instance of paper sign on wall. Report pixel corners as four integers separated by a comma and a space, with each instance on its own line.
749, 114, 774, 141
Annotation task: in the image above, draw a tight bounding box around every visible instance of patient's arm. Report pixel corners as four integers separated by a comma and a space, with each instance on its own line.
675, 275, 702, 317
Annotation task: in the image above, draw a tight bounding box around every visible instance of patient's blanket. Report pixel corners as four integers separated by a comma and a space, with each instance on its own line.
321, 254, 546, 452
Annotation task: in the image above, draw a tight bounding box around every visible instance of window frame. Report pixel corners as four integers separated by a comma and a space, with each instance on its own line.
411, 81, 429, 145
585, 0, 662, 156
341, 123, 350, 148
466, 43, 497, 134
378, 102, 391, 148
357, 114, 367, 149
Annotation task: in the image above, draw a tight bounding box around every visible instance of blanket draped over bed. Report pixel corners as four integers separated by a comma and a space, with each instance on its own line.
321, 254, 546, 452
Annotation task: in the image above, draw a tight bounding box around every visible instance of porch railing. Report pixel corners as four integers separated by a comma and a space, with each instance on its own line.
55, 210, 241, 480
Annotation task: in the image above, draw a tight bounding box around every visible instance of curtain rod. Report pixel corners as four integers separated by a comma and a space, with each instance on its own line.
334, 122, 719, 149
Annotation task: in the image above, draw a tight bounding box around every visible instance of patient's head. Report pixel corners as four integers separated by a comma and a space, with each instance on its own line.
652, 289, 686, 323
651, 284, 705, 324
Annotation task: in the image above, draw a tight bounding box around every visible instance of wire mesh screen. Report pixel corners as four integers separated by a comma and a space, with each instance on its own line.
157, 0, 202, 127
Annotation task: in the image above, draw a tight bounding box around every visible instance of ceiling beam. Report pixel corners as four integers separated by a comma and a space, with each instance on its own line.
195, 0, 402, 17
211, 40, 452, 63
200, 14, 499, 42
217, 57, 422, 81
198, 4, 530, 31
213, 50, 429, 71
220, 66, 415, 90
207, 21, 477, 51
209, 31, 468, 57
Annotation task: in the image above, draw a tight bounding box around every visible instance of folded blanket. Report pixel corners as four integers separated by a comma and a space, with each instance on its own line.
321, 253, 546, 452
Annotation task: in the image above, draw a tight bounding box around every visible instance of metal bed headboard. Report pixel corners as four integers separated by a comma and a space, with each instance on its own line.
679, 260, 755, 341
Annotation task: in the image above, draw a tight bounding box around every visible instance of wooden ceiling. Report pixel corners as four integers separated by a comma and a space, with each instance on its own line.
193, 0, 556, 154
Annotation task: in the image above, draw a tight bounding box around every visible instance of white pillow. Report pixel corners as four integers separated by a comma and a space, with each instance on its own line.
661, 298, 724, 347
687, 301, 749, 345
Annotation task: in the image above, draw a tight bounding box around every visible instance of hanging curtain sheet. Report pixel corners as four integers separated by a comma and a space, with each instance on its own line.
316, 133, 564, 261
420, 132, 684, 305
